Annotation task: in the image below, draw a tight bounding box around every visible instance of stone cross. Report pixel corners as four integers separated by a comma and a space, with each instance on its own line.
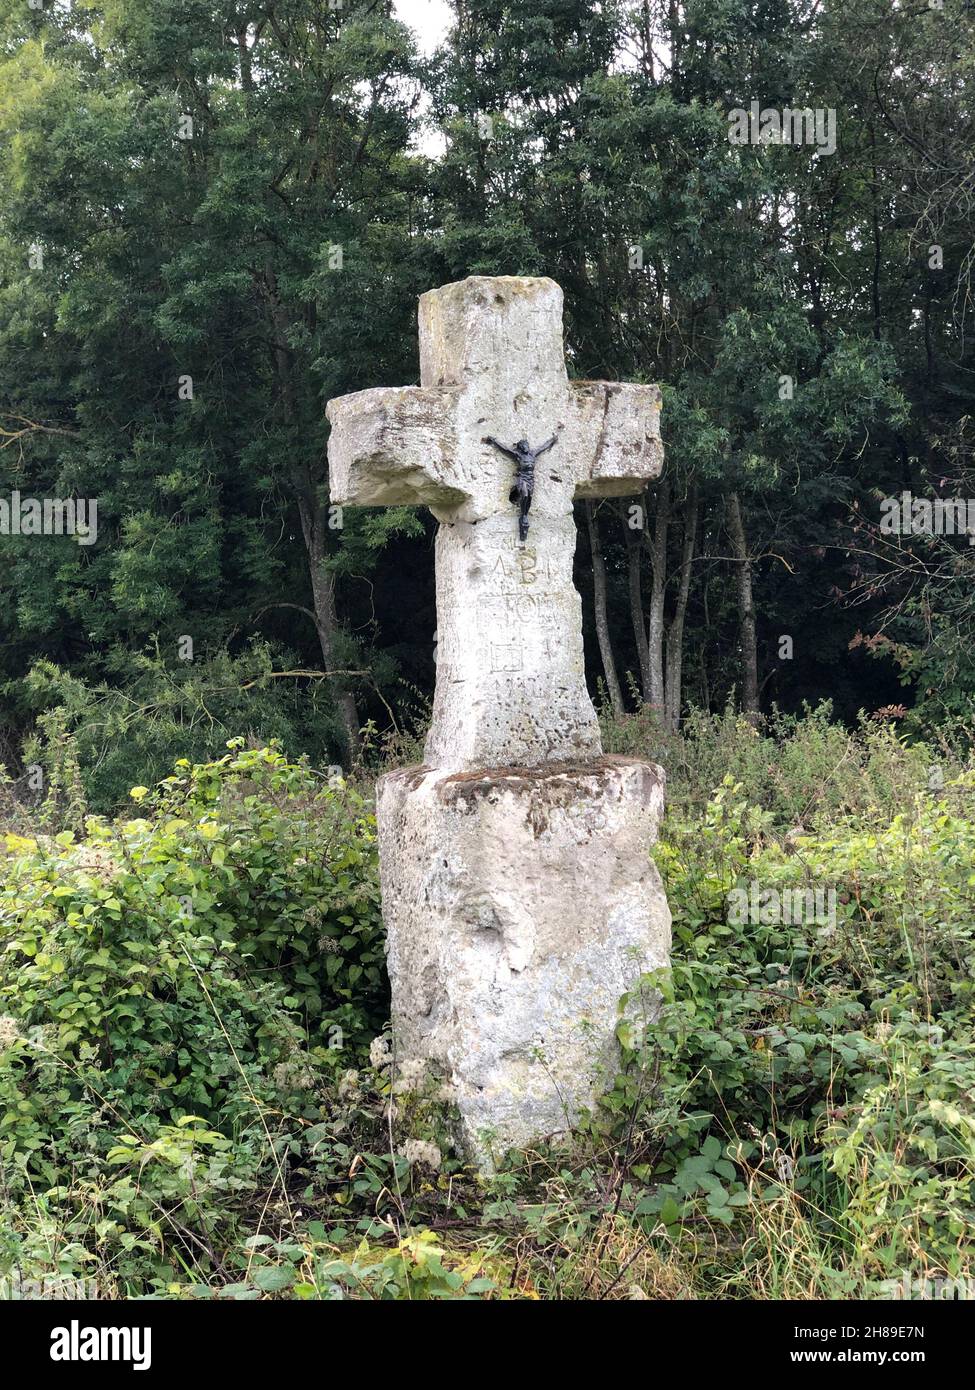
326, 276, 670, 1168
327, 275, 662, 771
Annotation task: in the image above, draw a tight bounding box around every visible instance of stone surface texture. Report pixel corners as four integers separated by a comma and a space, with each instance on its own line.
377, 758, 671, 1167
327, 276, 662, 772
326, 275, 670, 1165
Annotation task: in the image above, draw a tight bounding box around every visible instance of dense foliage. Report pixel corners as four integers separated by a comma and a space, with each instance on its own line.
1, 1, 974, 804
0, 747, 386, 1261
1, 0, 973, 1309
1, 722, 972, 1299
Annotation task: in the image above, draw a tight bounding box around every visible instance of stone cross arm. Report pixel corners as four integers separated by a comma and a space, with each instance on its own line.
326, 385, 466, 510
569, 380, 663, 501
324, 276, 665, 772
326, 276, 662, 522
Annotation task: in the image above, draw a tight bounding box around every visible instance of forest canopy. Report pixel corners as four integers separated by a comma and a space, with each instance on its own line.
1, 0, 974, 809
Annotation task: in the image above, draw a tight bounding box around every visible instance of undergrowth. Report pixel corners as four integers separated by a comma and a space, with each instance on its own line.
1, 715, 973, 1299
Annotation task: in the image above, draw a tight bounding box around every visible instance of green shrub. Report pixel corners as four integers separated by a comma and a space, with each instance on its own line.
592, 773, 975, 1287
0, 741, 386, 1197
3, 720, 974, 1299
15, 647, 352, 815
601, 699, 956, 828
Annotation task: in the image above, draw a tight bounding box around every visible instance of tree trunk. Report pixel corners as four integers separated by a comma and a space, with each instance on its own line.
623, 496, 652, 700
645, 476, 671, 713
259, 263, 362, 760
297, 495, 363, 760
700, 552, 712, 712
585, 502, 624, 718
726, 490, 760, 721
664, 482, 699, 731
237, 27, 252, 92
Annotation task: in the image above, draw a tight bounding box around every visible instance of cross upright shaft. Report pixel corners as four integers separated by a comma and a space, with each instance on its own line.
327, 275, 664, 771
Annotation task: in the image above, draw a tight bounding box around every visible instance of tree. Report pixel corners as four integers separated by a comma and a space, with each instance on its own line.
0, 0, 432, 792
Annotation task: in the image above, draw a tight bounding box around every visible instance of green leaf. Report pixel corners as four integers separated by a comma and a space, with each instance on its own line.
253, 1266, 295, 1293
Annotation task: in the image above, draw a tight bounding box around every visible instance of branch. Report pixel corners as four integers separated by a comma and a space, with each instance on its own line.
237, 669, 371, 690
0, 413, 81, 450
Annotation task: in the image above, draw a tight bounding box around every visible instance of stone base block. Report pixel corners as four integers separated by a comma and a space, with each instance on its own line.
376, 756, 671, 1168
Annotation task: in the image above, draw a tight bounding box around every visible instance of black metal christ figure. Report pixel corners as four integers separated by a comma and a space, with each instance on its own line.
483, 433, 559, 543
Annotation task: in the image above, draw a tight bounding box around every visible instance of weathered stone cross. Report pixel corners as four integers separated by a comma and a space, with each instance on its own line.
327, 275, 662, 771
326, 276, 670, 1168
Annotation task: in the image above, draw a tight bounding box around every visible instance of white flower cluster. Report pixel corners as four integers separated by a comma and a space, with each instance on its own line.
399, 1138, 442, 1171
272, 1059, 317, 1091
392, 1057, 427, 1094
0, 1015, 22, 1049
337, 1068, 360, 1100
71, 844, 120, 886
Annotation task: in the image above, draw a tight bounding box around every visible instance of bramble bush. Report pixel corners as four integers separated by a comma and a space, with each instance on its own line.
1, 721, 974, 1298
0, 742, 386, 1199
588, 772, 975, 1293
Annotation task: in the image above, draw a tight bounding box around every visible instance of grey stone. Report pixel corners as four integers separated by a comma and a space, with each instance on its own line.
327, 276, 662, 772
377, 757, 671, 1167
326, 274, 671, 1165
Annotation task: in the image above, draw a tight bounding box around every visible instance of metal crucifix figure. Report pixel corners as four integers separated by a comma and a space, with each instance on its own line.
483, 433, 559, 543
